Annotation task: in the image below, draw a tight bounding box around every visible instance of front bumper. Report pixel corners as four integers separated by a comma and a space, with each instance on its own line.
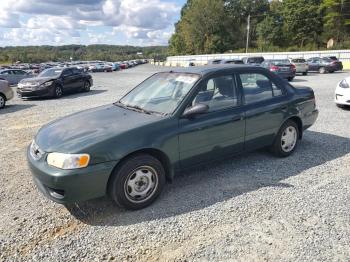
27, 147, 118, 204
17, 86, 51, 98
335, 87, 350, 105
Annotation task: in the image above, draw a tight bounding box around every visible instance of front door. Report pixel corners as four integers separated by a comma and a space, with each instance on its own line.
178, 74, 245, 168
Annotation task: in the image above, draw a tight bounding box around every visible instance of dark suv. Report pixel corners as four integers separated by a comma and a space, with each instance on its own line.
307, 57, 339, 74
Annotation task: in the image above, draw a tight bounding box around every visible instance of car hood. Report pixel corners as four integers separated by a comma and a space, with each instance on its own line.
35, 104, 163, 153
20, 76, 56, 85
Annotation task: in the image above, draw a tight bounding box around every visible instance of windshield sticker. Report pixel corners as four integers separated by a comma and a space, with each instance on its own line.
175, 75, 198, 84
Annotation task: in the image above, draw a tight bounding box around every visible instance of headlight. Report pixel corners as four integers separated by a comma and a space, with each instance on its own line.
339, 79, 349, 88
41, 81, 54, 87
47, 153, 90, 169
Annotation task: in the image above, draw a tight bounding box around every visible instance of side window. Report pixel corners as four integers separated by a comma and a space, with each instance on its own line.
192, 75, 238, 112
239, 73, 282, 104
14, 70, 26, 75
2, 70, 12, 75
62, 69, 72, 77
72, 68, 81, 74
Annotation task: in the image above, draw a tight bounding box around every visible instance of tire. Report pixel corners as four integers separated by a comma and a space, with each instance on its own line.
287, 77, 294, 82
53, 84, 63, 98
270, 120, 299, 157
82, 81, 91, 92
319, 67, 326, 74
0, 94, 6, 109
108, 154, 166, 210
302, 72, 308, 76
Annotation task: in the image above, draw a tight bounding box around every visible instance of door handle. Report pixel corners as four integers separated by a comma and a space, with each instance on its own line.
232, 115, 244, 122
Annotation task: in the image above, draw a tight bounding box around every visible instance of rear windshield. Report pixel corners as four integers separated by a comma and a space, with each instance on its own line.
247, 57, 264, 63
269, 60, 291, 65
291, 59, 306, 63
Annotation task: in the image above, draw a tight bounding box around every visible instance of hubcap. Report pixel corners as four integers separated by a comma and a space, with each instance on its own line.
0, 96, 4, 107
281, 126, 297, 152
56, 86, 62, 96
85, 82, 90, 90
124, 166, 158, 203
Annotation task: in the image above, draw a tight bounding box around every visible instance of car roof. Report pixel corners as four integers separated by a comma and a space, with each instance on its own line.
160, 64, 264, 76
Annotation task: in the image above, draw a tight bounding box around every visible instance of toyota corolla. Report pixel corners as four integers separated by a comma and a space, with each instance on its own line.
27, 65, 318, 210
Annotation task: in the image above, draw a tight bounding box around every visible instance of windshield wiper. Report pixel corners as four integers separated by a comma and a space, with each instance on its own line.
114, 102, 165, 116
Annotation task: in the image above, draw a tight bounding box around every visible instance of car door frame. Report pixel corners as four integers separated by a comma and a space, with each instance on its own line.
175, 69, 246, 169
60, 68, 76, 91
235, 68, 292, 151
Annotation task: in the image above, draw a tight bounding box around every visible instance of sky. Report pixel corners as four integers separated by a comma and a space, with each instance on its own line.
0, 0, 186, 47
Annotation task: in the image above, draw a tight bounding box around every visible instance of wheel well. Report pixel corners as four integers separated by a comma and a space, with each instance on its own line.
0, 92, 5, 100
288, 116, 303, 139
110, 148, 172, 183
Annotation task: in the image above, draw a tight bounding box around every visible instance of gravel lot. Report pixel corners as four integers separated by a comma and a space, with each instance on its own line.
1, 65, 350, 261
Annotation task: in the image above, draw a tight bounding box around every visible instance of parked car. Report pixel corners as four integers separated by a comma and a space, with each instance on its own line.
27, 65, 318, 210
89, 63, 113, 72
0, 69, 34, 85
335, 76, 350, 108
307, 57, 338, 74
208, 59, 223, 65
242, 56, 265, 65
221, 59, 244, 64
0, 80, 14, 109
289, 58, 309, 75
17, 67, 93, 99
325, 56, 343, 71
262, 59, 296, 81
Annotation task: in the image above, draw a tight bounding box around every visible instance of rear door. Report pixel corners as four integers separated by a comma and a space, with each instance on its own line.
178, 73, 245, 168
237, 70, 289, 151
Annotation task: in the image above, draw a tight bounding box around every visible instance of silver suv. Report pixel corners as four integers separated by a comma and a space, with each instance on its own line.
0, 80, 14, 109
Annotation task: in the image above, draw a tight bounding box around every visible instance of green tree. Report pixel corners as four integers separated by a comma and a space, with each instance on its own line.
321, 0, 350, 44
281, 0, 323, 48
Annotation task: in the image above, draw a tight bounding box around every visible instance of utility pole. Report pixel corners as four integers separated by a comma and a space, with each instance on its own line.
246, 14, 251, 54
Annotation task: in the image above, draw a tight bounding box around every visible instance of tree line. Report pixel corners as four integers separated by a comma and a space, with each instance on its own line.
0, 45, 168, 64
169, 0, 350, 55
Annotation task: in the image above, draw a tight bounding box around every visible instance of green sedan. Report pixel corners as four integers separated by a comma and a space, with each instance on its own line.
28, 65, 318, 210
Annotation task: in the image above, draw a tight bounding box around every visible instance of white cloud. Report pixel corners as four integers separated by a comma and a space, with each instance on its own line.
0, 0, 181, 46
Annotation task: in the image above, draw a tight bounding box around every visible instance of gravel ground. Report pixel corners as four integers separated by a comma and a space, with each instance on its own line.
0, 65, 350, 261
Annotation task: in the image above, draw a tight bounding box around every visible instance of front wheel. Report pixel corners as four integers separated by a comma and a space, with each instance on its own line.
302, 72, 308, 76
53, 84, 63, 98
108, 154, 166, 210
82, 81, 91, 92
287, 77, 294, 82
319, 67, 326, 74
270, 120, 299, 157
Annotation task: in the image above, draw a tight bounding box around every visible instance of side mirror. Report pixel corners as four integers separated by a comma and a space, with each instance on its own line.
183, 103, 209, 118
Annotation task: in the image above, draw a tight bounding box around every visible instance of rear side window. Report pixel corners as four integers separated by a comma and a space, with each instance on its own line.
239, 73, 283, 104
292, 59, 306, 63
72, 68, 81, 74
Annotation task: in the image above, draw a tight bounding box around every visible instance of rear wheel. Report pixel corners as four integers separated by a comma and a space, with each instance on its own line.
108, 154, 166, 210
0, 94, 6, 109
287, 77, 294, 82
302, 72, 308, 76
319, 67, 326, 74
270, 120, 299, 157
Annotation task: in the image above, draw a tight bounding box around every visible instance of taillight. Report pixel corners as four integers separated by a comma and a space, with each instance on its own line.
270, 65, 279, 71
291, 64, 296, 71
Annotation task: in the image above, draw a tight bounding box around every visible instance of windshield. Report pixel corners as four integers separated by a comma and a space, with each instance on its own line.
118, 72, 200, 115
38, 68, 63, 77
